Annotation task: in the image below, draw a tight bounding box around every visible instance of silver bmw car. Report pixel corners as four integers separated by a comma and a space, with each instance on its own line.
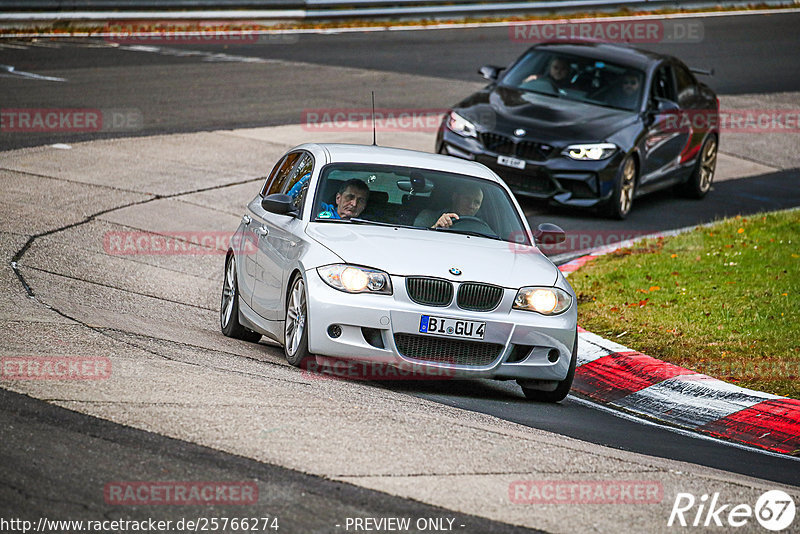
220, 143, 578, 401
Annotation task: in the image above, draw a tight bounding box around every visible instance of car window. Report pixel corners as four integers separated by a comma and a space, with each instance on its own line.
651, 65, 676, 103
262, 152, 302, 197
311, 163, 531, 245
283, 152, 314, 212
673, 63, 697, 108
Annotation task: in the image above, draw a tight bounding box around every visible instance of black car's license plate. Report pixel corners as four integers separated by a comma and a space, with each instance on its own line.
419, 315, 485, 340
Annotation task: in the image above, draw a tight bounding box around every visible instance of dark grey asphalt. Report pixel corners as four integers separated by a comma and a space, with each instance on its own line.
0, 388, 540, 534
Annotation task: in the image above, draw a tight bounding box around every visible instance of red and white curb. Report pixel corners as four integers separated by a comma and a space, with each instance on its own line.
559, 249, 800, 457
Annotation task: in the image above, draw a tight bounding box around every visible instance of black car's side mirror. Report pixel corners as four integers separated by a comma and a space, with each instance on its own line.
534, 223, 566, 245
261, 193, 298, 217
478, 65, 503, 81
650, 97, 680, 114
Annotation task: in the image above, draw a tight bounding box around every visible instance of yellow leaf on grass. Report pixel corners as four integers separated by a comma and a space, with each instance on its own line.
737, 228, 745, 234
649, 286, 661, 292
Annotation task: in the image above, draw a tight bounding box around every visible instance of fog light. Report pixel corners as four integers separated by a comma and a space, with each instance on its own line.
327, 324, 342, 338
547, 349, 560, 363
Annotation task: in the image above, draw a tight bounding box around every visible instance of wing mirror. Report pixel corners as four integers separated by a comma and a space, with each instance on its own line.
534, 223, 566, 245
261, 193, 298, 216
478, 65, 503, 81
651, 97, 680, 114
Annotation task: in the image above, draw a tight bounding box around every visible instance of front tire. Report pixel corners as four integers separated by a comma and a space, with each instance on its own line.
518, 330, 578, 403
220, 254, 261, 343
604, 155, 636, 219
284, 274, 311, 367
678, 135, 717, 198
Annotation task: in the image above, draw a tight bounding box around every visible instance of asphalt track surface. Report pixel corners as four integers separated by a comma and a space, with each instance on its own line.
1, 11, 800, 532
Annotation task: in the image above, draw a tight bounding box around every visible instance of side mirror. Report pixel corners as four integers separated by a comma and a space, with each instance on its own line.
478, 65, 503, 81
534, 223, 566, 245
651, 97, 680, 114
261, 193, 297, 216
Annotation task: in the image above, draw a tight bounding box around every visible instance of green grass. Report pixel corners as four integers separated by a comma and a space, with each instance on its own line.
569, 210, 800, 399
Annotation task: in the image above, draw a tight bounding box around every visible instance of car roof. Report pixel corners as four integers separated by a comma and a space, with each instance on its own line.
296, 143, 502, 182
531, 41, 668, 71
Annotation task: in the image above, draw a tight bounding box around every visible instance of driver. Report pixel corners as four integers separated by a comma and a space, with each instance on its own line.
318, 178, 369, 220
414, 184, 484, 229
522, 56, 572, 89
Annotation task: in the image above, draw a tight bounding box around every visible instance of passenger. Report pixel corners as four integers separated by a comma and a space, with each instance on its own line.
318, 178, 369, 220
414, 184, 484, 229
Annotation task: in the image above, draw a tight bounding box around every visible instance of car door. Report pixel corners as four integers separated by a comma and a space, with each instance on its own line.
250, 151, 313, 320
672, 61, 707, 165
639, 63, 691, 186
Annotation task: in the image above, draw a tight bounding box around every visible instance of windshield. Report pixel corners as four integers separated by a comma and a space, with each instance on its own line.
502, 49, 645, 112
310, 163, 531, 245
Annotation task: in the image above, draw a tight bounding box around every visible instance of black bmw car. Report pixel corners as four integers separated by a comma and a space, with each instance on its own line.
436, 41, 719, 218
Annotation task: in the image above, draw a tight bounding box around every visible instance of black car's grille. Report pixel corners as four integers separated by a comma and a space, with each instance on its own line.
406, 277, 453, 307
479, 133, 554, 162
457, 283, 503, 312
394, 333, 503, 367
499, 170, 557, 196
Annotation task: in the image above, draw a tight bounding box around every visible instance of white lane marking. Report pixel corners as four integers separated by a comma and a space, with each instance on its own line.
0, 64, 66, 82
570, 395, 800, 462
117, 44, 270, 63
0, 42, 29, 49
24, 40, 62, 48
50, 144, 72, 150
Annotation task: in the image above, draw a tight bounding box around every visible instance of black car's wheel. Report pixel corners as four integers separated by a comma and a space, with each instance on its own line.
220, 254, 261, 342
284, 274, 311, 367
678, 135, 717, 198
605, 155, 637, 219
519, 330, 578, 403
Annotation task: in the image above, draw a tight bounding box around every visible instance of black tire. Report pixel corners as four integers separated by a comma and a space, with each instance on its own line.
519, 330, 578, 403
604, 155, 637, 219
677, 135, 717, 198
220, 254, 261, 342
284, 274, 312, 367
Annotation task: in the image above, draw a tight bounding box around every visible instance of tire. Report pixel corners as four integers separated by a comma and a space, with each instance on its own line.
519, 330, 578, 403
284, 274, 312, 367
220, 254, 261, 342
677, 135, 717, 198
604, 155, 637, 219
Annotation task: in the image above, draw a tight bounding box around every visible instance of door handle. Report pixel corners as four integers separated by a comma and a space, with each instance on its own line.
242, 215, 252, 225
255, 226, 269, 237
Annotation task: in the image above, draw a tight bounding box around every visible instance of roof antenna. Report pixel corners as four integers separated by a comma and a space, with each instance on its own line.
371, 91, 377, 146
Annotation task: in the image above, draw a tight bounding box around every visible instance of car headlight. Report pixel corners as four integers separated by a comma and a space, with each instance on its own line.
447, 111, 478, 138
317, 264, 392, 295
513, 287, 572, 315
563, 143, 617, 161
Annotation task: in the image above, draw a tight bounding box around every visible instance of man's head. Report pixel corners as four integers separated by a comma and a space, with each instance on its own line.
548, 57, 570, 82
622, 72, 641, 96
452, 185, 484, 217
335, 178, 369, 219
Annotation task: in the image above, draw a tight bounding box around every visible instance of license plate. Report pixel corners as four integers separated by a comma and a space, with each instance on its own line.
419, 315, 485, 340
497, 155, 526, 170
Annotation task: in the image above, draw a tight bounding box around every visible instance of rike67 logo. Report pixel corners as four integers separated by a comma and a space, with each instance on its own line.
668, 490, 796, 531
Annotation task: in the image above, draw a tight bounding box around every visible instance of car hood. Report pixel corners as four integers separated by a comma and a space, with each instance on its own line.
457, 85, 638, 143
306, 223, 558, 288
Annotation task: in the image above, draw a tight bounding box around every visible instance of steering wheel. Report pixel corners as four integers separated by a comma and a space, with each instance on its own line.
450, 216, 498, 237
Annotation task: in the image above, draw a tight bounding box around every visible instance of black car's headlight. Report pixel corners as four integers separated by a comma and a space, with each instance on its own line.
317, 264, 392, 295
563, 143, 617, 161
513, 287, 572, 315
447, 111, 478, 138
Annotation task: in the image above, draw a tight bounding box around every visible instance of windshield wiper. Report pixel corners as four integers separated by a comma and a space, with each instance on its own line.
432, 227, 501, 241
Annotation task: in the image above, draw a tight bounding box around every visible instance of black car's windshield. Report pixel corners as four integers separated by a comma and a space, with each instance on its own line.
501, 50, 645, 112
311, 163, 531, 245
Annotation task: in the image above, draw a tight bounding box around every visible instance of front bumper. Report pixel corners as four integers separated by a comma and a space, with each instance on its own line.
304, 269, 577, 381
438, 126, 624, 209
